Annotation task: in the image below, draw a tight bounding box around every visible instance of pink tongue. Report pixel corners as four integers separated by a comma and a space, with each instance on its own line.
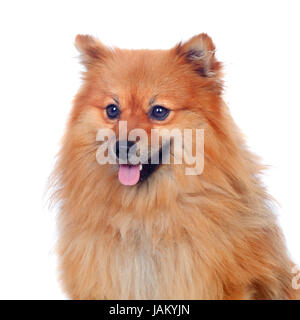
118, 165, 140, 186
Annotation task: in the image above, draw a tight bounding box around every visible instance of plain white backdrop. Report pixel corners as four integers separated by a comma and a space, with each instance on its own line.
0, 0, 299, 299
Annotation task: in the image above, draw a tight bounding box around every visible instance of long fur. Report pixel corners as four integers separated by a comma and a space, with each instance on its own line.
50, 34, 299, 299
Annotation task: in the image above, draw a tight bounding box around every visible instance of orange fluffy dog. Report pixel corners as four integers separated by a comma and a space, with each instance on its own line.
51, 33, 299, 299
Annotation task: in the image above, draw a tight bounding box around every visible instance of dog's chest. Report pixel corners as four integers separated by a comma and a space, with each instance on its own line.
93, 226, 201, 299
108, 233, 161, 298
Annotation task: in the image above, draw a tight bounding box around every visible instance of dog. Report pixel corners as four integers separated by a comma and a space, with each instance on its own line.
50, 33, 299, 299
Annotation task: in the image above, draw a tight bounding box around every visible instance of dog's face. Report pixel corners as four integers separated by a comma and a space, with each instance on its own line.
69, 34, 223, 188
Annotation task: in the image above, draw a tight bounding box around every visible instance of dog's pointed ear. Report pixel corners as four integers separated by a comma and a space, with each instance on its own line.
175, 33, 221, 77
75, 34, 109, 67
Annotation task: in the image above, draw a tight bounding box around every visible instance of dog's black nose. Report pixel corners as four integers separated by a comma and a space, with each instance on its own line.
115, 140, 136, 162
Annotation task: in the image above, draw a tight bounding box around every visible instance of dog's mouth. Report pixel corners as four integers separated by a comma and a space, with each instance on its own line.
117, 147, 164, 186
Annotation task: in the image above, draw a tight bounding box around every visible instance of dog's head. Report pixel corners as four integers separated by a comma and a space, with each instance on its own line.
65, 34, 226, 195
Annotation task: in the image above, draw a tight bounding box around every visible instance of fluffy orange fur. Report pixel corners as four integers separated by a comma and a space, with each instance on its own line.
51, 33, 299, 299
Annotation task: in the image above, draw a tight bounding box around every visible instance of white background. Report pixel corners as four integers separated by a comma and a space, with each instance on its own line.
0, 0, 299, 299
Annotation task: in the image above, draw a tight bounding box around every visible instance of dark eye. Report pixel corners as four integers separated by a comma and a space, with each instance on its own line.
106, 104, 120, 119
149, 105, 170, 121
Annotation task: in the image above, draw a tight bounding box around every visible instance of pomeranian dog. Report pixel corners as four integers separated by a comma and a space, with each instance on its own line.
51, 33, 299, 299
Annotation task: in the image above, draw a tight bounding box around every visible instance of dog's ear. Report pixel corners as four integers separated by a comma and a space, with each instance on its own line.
75, 34, 109, 67
176, 33, 221, 77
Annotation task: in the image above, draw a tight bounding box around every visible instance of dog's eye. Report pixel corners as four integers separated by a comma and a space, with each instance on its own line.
106, 104, 120, 119
149, 105, 170, 121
